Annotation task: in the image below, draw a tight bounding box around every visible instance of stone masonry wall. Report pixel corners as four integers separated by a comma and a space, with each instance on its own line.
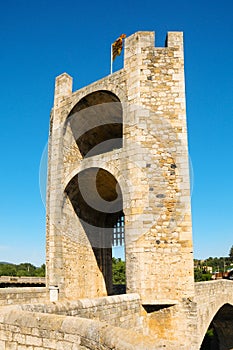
46, 31, 194, 304
123, 31, 194, 303
0, 287, 48, 306
21, 293, 143, 332
141, 300, 198, 349
0, 307, 160, 350
46, 71, 127, 300
1, 283, 233, 349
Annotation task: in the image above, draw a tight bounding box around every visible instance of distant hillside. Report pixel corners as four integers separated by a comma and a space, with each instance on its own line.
0, 262, 12, 265
0, 262, 45, 277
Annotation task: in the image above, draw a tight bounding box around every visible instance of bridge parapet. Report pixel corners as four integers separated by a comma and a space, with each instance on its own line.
0, 287, 48, 306
0, 306, 158, 350
0, 276, 45, 286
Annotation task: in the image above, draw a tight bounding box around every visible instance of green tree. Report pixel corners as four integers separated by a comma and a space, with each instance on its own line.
112, 258, 126, 284
0, 264, 17, 276
229, 245, 233, 262
17, 263, 36, 276
194, 268, 212, 282
34, 264, 46, 277
0, 262, 46, 277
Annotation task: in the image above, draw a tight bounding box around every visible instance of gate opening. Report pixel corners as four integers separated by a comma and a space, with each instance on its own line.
65, 167, 125, 295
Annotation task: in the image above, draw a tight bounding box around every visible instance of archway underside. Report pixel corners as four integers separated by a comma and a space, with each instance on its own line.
201, 303, 233, 350
67, 90, 123, 158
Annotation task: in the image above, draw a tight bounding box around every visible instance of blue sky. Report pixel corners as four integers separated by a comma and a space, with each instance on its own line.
0, 0, 232, 265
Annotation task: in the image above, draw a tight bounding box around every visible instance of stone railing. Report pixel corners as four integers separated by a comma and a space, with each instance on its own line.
0, 287, 48, 306
0, 276, 45, 285
0, 306, 160, 350
22, 293, 143, 331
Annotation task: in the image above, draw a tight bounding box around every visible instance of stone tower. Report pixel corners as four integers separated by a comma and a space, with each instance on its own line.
46, 31, 194, 304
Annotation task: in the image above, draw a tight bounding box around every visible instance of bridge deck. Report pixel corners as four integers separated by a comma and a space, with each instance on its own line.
0, 276, 45, 286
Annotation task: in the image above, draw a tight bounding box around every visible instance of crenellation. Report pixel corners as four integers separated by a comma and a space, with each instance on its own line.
54, 73, 73, 106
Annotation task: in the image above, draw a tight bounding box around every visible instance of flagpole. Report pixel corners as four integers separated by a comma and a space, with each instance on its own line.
110, 44, 113, 74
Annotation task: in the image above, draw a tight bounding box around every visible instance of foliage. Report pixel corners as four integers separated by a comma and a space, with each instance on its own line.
0, 264, 17, 276
194, 256, 232, 273
34, 264, 45, 277
194, 268, 212, 282
194, 250, 233, 281
200, 327, 218, 350
112, 257, 125, 284
0, 262, 45, 277
229, 245, 233, 262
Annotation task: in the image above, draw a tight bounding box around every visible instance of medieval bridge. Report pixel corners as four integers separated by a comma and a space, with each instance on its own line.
0, 31, 232, 350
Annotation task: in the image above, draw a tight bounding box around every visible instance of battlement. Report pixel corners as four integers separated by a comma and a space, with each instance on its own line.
124, 30, 183, 50
54, 31, 184, 105
124, 31, 184, 71
166, 31, 184, 49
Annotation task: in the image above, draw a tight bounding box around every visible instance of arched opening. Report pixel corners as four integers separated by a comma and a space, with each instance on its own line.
201, 303, 233, 350
67, 91, 123, 158
65, 167, 125, 295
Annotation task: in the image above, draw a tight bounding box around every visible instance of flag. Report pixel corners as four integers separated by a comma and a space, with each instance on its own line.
112, 34, 126, 61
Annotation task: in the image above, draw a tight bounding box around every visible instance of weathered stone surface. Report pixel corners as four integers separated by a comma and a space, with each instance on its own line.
0, 287, 48, 306
21, 293, 143, 331
47, 30, 194, 305
0, 307, 161, 349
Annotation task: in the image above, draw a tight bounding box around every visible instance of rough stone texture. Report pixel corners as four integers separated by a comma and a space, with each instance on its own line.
0, 287, 48, 306
21, 293, 143, 332
43, 29, 196, 348
0, 277, 45, 286
1, 281, 233, 349
46, 30, 194, 304
0, 307, 163, 350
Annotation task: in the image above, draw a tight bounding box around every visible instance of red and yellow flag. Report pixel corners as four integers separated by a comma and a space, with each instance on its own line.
112, 34, 126, 61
